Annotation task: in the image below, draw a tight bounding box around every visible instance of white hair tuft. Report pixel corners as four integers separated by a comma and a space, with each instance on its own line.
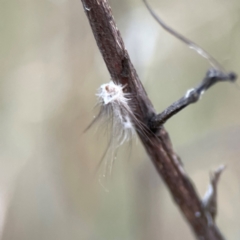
89, 80, 136, 189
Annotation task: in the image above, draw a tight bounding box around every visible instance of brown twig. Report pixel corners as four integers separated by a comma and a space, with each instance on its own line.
202, 165, 226, 223
81, 0, 228, 239
150, 69, 236, 129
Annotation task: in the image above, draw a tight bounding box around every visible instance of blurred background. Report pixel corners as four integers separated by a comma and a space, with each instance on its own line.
0, 0, 240, 239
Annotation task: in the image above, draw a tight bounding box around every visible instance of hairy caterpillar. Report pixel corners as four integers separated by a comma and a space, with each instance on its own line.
88, 81, 136, 190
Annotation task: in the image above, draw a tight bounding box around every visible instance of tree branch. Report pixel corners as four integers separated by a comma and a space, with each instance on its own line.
150, 69, 236, 129
81, 0, 229, 239
202, 165, 226, 223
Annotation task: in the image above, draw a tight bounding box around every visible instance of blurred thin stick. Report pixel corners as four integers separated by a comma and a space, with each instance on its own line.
142, 0, 225, 72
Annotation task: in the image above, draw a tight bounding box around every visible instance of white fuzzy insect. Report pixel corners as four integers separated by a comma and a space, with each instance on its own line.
96, 81, 135, 144
88, 81, 136, 189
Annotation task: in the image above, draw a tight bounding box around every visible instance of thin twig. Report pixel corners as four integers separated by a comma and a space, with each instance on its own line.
142, 0, 225, 72
150, 69, 237, 130
202, 165, 226, 223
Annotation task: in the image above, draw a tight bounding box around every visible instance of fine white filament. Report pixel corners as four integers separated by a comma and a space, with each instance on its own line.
93, 81, 135, 189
